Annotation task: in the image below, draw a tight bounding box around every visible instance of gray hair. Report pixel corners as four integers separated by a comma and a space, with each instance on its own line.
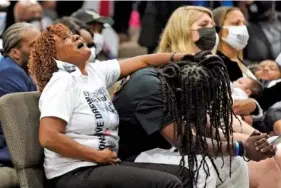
1, 22, 36, 56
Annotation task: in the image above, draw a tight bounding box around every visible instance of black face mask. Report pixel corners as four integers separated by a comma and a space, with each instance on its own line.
195, 27, 216, 51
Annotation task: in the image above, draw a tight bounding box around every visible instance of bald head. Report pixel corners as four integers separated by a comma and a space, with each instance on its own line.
14, 0, 43, 23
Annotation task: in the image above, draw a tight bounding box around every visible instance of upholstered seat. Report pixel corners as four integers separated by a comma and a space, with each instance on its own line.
0, 92, 47, 188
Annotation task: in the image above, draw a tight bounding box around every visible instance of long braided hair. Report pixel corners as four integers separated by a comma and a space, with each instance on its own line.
158, 51, 234, 187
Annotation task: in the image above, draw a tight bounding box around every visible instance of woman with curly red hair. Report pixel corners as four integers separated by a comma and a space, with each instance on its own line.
28, 23, 190, 188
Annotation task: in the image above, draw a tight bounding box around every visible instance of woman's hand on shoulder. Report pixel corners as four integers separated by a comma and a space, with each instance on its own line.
94, 148, 121, 165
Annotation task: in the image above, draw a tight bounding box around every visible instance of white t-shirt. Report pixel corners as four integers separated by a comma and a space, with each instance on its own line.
135, 148, 249, 188
39, 59, 120, 179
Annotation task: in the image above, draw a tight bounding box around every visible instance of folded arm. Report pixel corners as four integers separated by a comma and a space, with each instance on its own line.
40, 117, 101, 162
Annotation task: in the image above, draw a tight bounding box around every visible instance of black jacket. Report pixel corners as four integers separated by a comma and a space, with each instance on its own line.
217, 51, 243, 82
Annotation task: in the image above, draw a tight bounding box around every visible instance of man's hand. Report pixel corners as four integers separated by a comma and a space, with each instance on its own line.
244, 133, 275, 161
233, 99, 257, 115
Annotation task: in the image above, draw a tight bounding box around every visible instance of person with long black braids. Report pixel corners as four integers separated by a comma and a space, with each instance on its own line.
113, 51, 275, 188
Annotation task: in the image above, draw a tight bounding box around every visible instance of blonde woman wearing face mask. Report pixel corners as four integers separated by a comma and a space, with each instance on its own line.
158, 6, 217, 54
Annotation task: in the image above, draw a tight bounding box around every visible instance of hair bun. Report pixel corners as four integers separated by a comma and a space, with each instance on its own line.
161, 63, 181, 79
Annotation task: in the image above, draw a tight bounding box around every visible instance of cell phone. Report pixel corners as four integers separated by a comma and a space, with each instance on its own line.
268, 135, 281, 145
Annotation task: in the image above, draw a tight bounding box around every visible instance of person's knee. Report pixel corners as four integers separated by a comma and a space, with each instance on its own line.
164, 175, 183, 188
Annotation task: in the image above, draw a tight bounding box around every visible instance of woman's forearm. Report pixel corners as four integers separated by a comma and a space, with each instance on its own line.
207, 116, 254, 142
205, 115, 253, 141
205, 138, 235, 157
232, 115, 256, 135
142, 53, 185, 66
208, 127, 249, 142
182, 136, 234, 157
119, 53, 186, 78
233, 132, 250, 141
41, 132, 100, 163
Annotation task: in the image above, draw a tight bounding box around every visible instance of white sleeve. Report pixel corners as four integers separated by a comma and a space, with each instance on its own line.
90, 59, 120, 88
252, 100, 264, 122
39, 74, 76, 123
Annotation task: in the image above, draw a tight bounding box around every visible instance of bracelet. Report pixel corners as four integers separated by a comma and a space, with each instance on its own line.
170, 52, 177, 61
234, 141, 239, 157
237, 141, 245, 156
239, 141, 251, 162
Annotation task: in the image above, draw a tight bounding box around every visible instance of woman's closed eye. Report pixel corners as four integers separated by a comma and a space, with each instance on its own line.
270, 67, 279, 71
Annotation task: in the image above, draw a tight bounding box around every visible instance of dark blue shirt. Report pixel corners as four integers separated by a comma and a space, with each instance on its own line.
0, 56, 36, 165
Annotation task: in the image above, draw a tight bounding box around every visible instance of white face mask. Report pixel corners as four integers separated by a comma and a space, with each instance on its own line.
222, 25, 249, 50
88, 47, 96, 63
93, 33, 104, 55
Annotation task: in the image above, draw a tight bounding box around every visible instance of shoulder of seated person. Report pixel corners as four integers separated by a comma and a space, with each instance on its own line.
40, 73, 76, 99
114, 67, 160, 96
131, 67, 160, 82
127, 67, 161, 93
0, 66, 25, 76
132, 67, 158, 77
